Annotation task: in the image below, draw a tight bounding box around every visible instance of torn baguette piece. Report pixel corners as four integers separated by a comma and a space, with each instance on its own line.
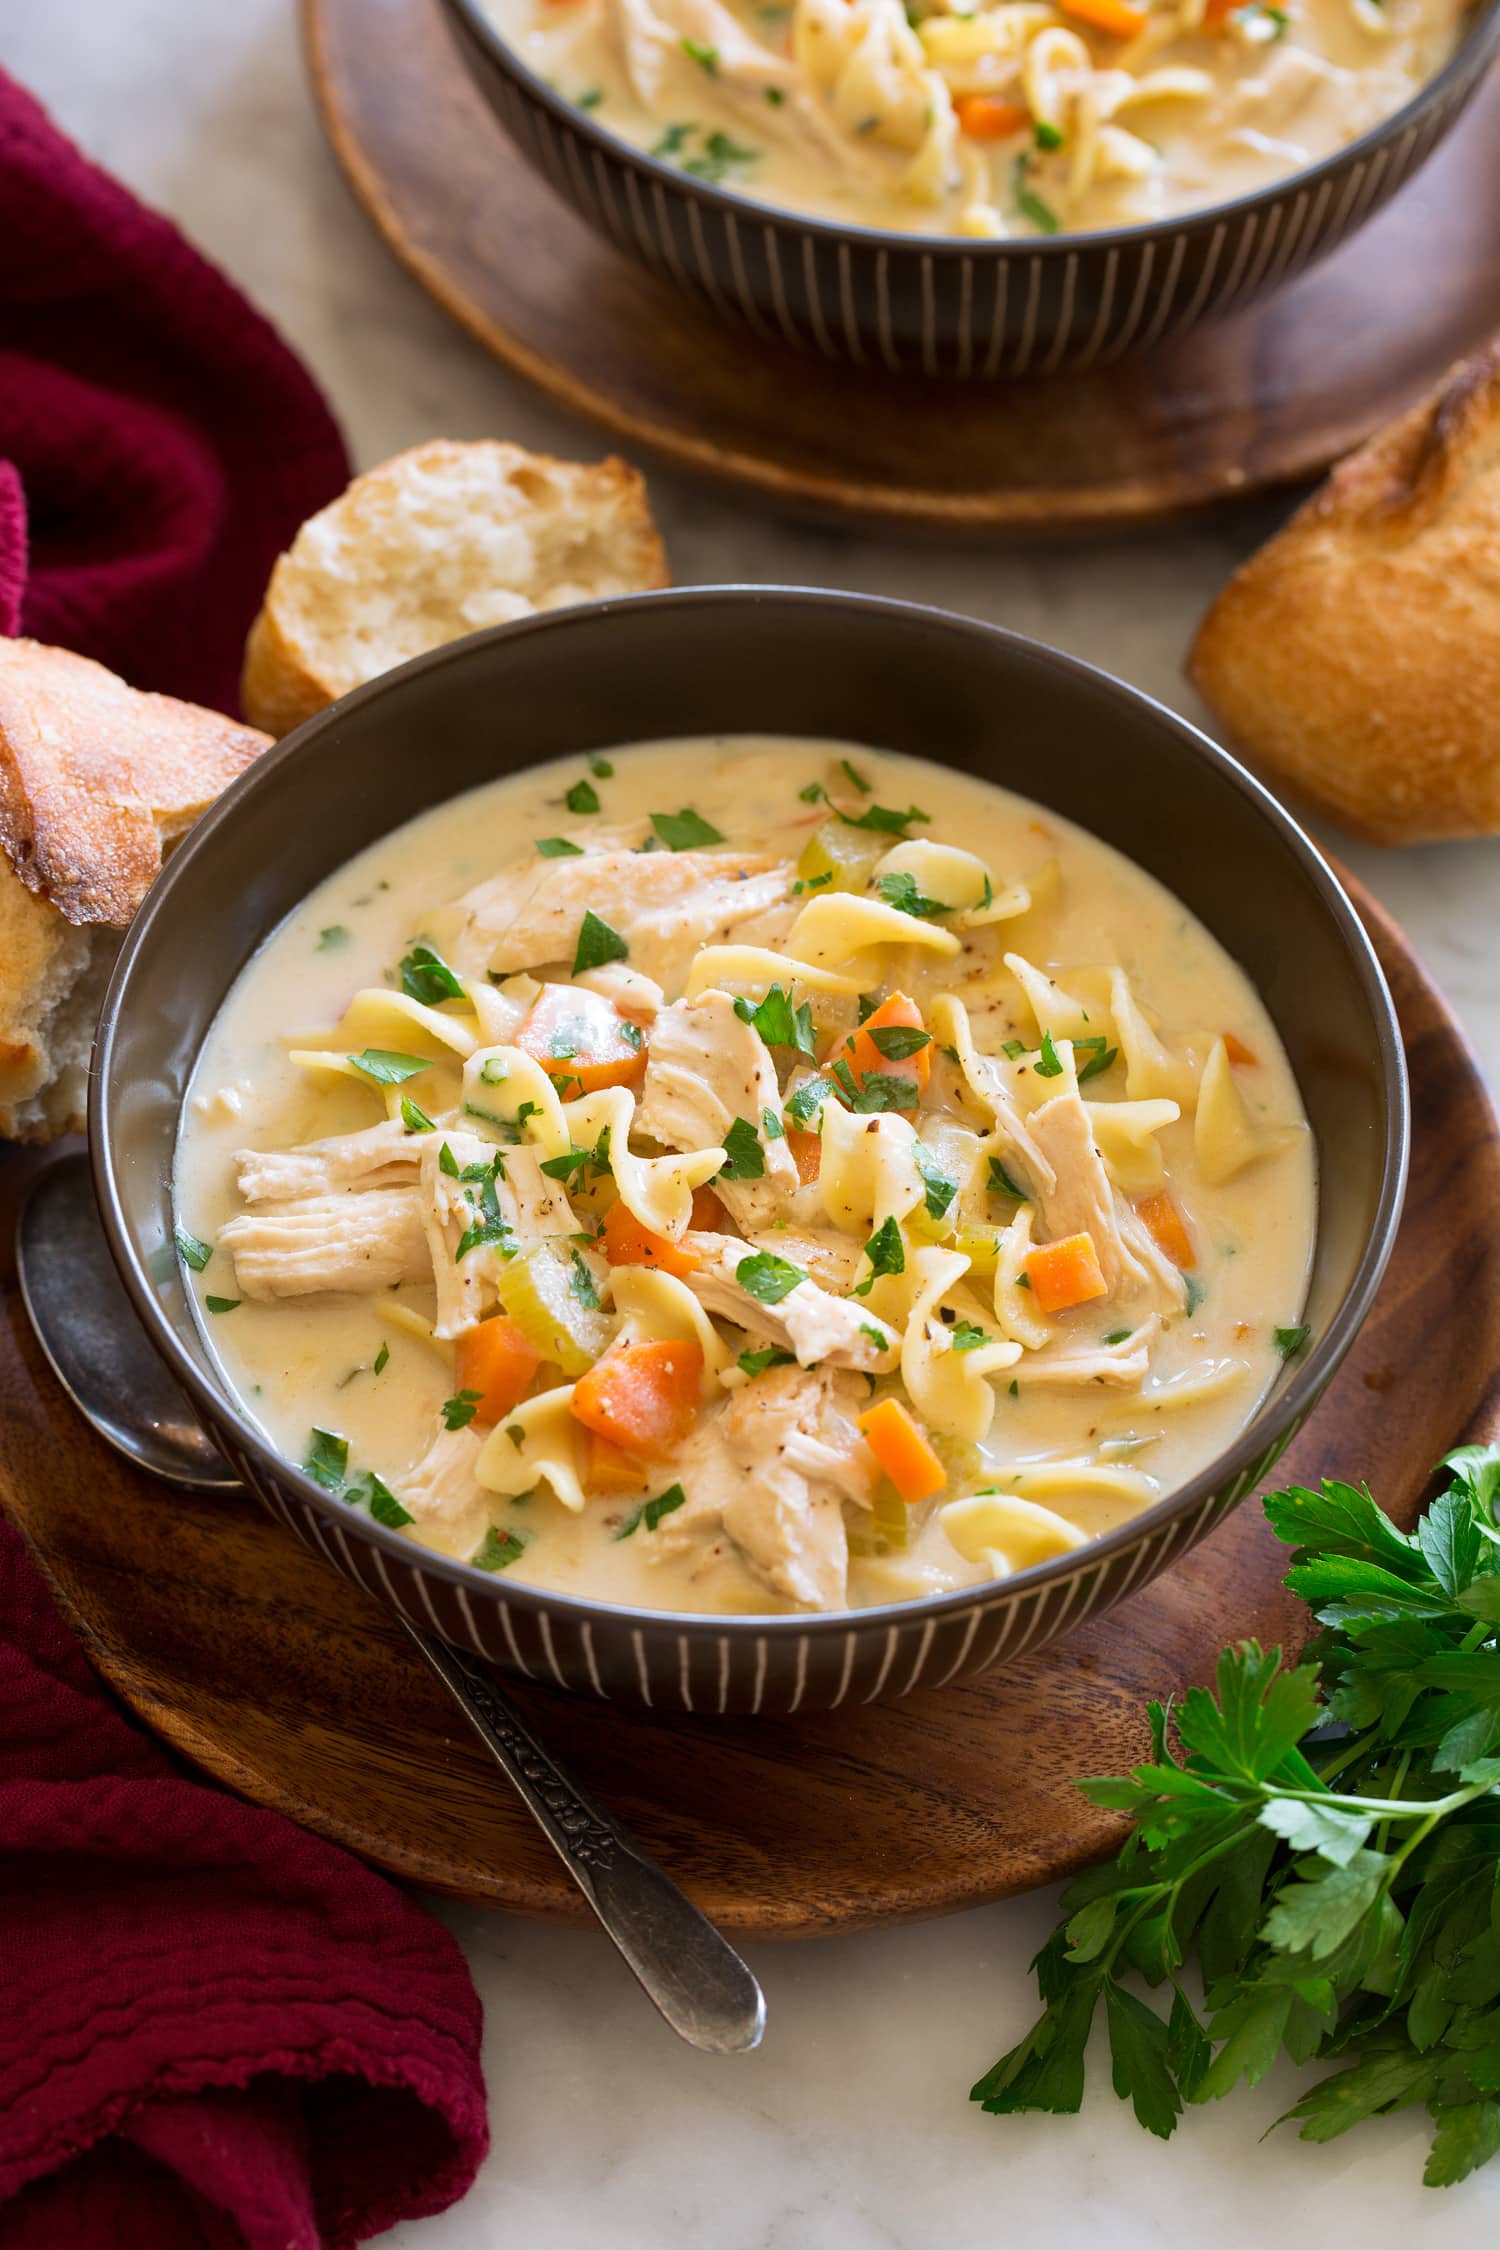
1188, 339, 1500, 844
0, 639, 269, 1141
241, 438, 670, 736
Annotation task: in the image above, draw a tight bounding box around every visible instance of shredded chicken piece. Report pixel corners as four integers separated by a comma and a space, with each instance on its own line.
739, 1224, 864, 1290
665, 1365, 875, 1608
1016, 1318, 1158, 1389
637, 991, 797, 1227
391, 1427, 494, 1551
459, 848, 795, 991
683, 1229, 898, 1371
418, 1130, 578, 1338
220, 1188, 428, 1299
233, 1118, 418, 1204
1028, 1085, 1182, 1307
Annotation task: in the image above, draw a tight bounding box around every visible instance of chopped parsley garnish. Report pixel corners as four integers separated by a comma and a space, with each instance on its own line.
764, 83, 784, 103
1103, 1328, 1133, 1346
735, 1250, 808, 1304
859, 1320, 891, 1351
651, 807, 725, 850
455, 1158, 514, 1262
472, 1525, 528, 1571
478, 1057, 509, 1087
988, 1155, 1026, 1200
838, 802, 931, 837
317, 924, 350, 950
914, 1142, 958, 1220
841, 758, 872, 794
399, 943, 466, 1005
175, 1226, 212, 1272
1033, 120, 1064, 151
303, 1427, 349, 1492
373, 1342, 390, 1375
569, 1248, 602, 1308
591, 757, 613, 778
733, 982, 816, 1057
868, 1024, 931, 1060
204, 1295, 240, 1314
1075, 1035, 1119, 1084
1184, 1272, 1207, 1316
439, 1141, 461, 1178
949, 1320, 992, 1352
785, 1075, 835, 1129
681, 35, 719, 70
537, 836, 584, 857
401, 1095, 436, 1132
1274, 1322, 1311, 1359
875, 870, 947, 921
682, 129, 760, 181
1033, 1031, 1064, 1079
350, 1049, 429, 1085
720, 1116, 766, 1181
575, 85, 603, 107
572, 910, 629, 975
853, 1215, 905, 1296
737, 1345, 796, 1377
1001, 1039, 1028, 1060
1013, 152, 1060, 235
442, 1388, 485, 1431
650, 121, 695, 157
539, 1130, 613, 1188
565, 778, 601, 814
614, 1483, 688, 1539
799, 781, 827, 804
843, 1068, 921, 1115
359, 1473, 412, 1528
858, 991, 880, 1024
1232, 0, 1290, 31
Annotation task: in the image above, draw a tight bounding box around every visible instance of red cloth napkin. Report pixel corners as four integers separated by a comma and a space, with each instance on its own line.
0, 1514, 489, 2248
0, 68, 349, 715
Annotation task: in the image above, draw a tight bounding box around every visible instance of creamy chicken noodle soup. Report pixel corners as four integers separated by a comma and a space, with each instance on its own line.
177, 741, 1315, 1617
485, 0, 1466, 237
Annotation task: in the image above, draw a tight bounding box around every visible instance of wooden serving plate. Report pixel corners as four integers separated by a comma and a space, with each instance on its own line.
1, 887, 1496, 1935
303, 0, 1500, 529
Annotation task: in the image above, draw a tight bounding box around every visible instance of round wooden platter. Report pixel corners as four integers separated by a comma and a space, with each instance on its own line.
303, 0, 1500, 530
2, 888, 1497, 1936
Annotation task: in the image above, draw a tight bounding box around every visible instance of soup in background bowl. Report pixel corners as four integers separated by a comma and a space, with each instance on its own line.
91, 589, 1406, 1712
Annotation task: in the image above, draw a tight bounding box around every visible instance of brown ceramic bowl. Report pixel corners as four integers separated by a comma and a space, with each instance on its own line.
91, 588, 1407, 1712
438, 0, 1500, 379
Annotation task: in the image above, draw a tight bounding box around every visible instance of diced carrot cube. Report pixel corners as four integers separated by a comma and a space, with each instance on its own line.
827, 992, 930, 1109
955, 95, 1029, 139
517, 984, 646, 1093
454, 1315, 543, 1426
787, 1128, 822, 1184
601, 1198, 700, 1279
857, 1397, 946, 1506
1136, 1191, 1195, 1270
1024, 1231, 1108, 1313
586, 1429, 654, 1493
570, 1339, 703, 1459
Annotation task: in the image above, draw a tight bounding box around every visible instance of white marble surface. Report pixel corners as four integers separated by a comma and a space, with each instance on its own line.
8, 3, 1499, 2241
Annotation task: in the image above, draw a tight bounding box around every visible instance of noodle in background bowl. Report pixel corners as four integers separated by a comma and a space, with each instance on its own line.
437, 0, 1500, 379
91, 589, 1407, 1713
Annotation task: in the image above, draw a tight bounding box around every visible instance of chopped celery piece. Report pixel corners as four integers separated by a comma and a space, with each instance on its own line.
795, 821, 882, 894
869, 1480, 910, 1550
953, 1227, 1003, 1277
494, 1242, 611, 1376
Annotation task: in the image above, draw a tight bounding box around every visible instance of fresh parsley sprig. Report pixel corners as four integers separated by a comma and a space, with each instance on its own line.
974, 1445, 1500, 2187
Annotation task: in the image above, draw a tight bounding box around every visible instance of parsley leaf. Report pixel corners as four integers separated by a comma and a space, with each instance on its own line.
537, 836, 584, 857
838, 802, 930, 836
175, 1226, 212, 1272
735, 1250, 807, 1304
204, 1295, 240, 1314
399, 942, 466, 1005
1075, 1036, 1119, 1084
914, 1141, 958, 1220
737, 1345, 796, 1377
868, 1023, 932, 1060
614, 1483, 689, 1538
719, 1116, 766, 1181
1275, 1323, 1311, 1360
572, 911, 629, 975
988, 1155, 1026, 1200
841, 757, 872, 794
400, 1095, 435, 1132
442, 1388, 485, 1431
569, 1248, 601, 1309
853, 1214, 905, 1296
359, 1473, 413, 1528
317, 924, 350, 950
874, 870, 948, 920
785, 1075, 836, 1129
349, 1048, 430, 1085
1033, 1032, 1064, 1079
732, 983, 817, 1057
949, 1319, 992, 1352
651, 807, 725, 850
473, 1525, 528, 1571
303, 1427, 349, 1492
564, 778, 600, 814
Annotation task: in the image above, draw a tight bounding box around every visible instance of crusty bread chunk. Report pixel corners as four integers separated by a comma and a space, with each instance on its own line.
1189, 341, 1500, 845
0, 639, 269, 1141
241, 439, 670, 736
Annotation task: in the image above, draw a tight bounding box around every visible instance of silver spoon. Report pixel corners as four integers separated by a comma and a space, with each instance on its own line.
16, 1154, 766, 2057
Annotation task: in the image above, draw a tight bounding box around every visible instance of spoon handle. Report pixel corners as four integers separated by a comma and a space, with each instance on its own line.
399, 1619, 765, 2054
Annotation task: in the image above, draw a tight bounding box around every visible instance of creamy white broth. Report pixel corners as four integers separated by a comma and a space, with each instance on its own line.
176, 739, 1315, 1617
487, 0, 1465, 239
